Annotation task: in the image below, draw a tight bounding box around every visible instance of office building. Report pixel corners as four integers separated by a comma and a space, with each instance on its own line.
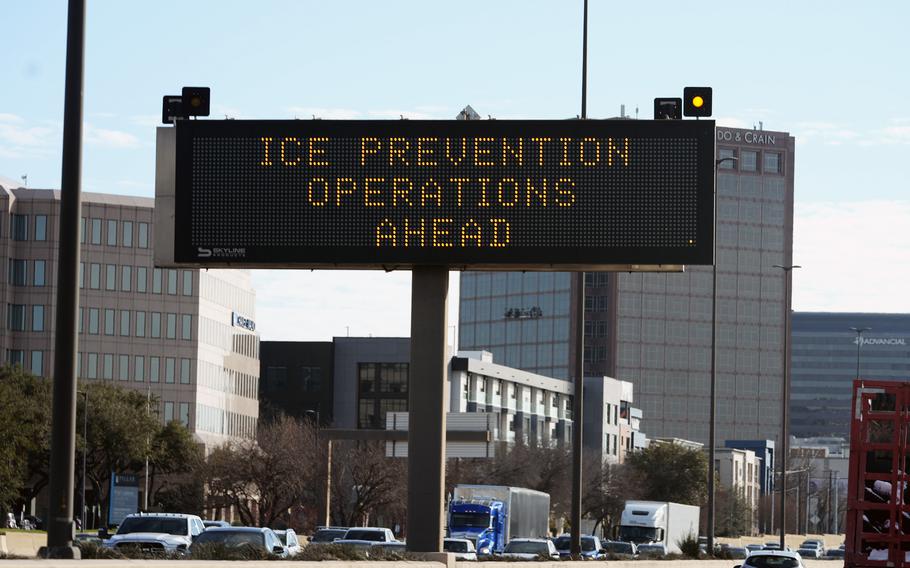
791, 312, 910, 438
259, 338, 645, 458
459, 125, 795, 444
0, 183, 261, 449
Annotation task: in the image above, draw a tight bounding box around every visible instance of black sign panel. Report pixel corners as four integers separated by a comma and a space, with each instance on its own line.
173, 119, 714, 268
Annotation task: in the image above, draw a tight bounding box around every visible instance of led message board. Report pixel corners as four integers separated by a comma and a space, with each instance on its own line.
160, 119, 714, 269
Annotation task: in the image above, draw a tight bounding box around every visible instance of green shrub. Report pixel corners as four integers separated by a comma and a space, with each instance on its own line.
677, 532, 701, 558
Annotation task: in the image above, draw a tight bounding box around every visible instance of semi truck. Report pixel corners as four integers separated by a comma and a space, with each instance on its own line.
617, 500, 699, 554
844, 379, 909, 567
447, 485, 550, 555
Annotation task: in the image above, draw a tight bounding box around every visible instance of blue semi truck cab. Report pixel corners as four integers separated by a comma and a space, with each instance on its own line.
447, 485, 550, 555
448, 498, 507, 555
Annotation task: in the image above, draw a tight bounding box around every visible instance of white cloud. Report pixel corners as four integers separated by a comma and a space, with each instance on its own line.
0, 115, 58, 158
131, 114, 164, 128
84, 124, 141, 149
286, 107, 362, 120
715, 116, 750, 129
252, 270, 461, 343
793, 200, 910, 313
0, 114, 25, 123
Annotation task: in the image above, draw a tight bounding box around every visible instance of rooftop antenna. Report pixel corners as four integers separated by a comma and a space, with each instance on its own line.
620, 104, 626, 118
21, 175, 27, 188
635, 106, 639, 119
759, 121, 764, 131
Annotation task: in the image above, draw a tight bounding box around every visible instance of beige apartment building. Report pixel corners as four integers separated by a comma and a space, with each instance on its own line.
715, 447, 761, 534
0, 184, 260, 449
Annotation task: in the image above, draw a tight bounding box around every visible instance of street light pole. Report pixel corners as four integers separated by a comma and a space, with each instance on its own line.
78, 390, 87, 531
708, 156, 737, 555
850, 327, 871, 380
773, 264, 800, 549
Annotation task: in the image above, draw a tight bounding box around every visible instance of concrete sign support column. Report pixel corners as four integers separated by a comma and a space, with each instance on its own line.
407, 267, 449, 552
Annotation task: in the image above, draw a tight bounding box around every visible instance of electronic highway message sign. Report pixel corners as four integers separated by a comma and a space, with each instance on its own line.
155, 119, 715, 269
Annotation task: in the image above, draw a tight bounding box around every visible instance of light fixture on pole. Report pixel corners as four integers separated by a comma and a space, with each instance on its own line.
773, 263, 800, 549
706, 155, 737, 556
850, 327, 871, 380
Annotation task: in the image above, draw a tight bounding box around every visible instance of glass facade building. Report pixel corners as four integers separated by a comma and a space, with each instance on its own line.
460, 126, 795, 444
791, 312, 910, 438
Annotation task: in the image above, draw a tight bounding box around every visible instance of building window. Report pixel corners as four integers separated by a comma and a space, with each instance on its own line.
79, 263, 84, 288
31, 305, 44, 332
152, 268, 162, 294
151, 312, 161, 338
90, 263, 101, 289
86, 353, 98, 379
763, 151, 781, 174
165, 357, 176, 383
164, 402, 174, 423
107, 220, 117, 246
166, 313, 177, 339
179, 402, 190, 427
8, 259, 26, 286
88, 308, 99, 334
120, 310, 130, 337
91, 218, 102, 244
741, 150, 758, 172
10, 215, 28, 241
6, 350, 24, 366
7, 304, 26, 331
167, 270, 178, 295
135, 311, 146, 337
138, 222, 149, 248
122, 221, 133, 247
31, 351, 43, 376
181, 314, 192, 340
104, 309, 115, 336
118, 355, 129, 381
80, 218, 86, 243
103, 354, 114, 380
718, 147, 737, 169
105, 264, 116, 291
357, 362, 410, 429
121, 266, 132, 291
182, 270, 193, 296
33, 260, 46, 286
35, 215, 47, 241
137, 267, 147, 293
150, 357, 160, 382
135, 356, 145, 382
301, 366, 321, 392
180, 359, 191, 384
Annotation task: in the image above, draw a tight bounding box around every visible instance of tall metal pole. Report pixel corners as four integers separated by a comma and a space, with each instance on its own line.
42, 0, 85, 558
708, 156, 734, 554
570, 0, 588, 557
406, 267, 448, 552
80, 391, 87, 531
773, 264, 799, 549
850, 327, 870, 380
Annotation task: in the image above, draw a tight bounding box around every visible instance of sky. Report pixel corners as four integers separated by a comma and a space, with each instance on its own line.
1, 1, 908, 341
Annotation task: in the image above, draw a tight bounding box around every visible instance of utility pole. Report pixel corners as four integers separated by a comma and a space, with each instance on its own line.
41, 0, 85, 558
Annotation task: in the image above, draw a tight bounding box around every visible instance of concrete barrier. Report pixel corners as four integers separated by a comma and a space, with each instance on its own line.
1, 530, 47, 557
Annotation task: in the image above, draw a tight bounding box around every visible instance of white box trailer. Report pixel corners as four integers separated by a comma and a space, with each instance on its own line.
450, 485, 550, 553
618, 500, 700, 554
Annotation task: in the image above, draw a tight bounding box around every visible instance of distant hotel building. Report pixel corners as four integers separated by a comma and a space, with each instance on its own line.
0, 184, 260, 448
791, 312, 910, 438
459, 125, 795, 444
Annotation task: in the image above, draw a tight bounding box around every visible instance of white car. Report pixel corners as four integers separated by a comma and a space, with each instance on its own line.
443, 537, 477, 561
105, 513, 205, 554
735, 549, 806, 568
499, 538, 559, 561
273, 528, 302, 556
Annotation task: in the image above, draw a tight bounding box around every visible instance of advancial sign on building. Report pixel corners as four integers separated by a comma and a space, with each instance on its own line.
155, 119, 715, 270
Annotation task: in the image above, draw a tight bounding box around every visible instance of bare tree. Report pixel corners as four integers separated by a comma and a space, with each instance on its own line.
330, 441, 406, 529
204, 415, 320, 527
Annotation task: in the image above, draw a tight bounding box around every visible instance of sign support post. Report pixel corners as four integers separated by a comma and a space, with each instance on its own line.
407, 267, 449, 551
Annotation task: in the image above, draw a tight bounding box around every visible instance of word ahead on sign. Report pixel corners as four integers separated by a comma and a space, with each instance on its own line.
154, 119, 715, 270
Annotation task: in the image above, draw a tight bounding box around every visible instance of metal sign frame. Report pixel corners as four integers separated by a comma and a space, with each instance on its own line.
155, 119, 715, 270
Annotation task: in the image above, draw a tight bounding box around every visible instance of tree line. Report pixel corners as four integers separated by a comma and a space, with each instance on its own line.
1, 364, 754, 537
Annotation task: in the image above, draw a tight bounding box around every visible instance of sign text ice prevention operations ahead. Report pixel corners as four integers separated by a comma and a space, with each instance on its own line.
167, 119, 715, 269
